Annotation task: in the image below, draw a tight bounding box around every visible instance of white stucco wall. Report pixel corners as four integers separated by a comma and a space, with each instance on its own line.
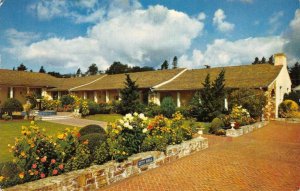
274, 66, 292, 117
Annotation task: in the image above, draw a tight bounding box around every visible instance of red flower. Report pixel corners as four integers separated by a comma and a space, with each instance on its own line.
58, 164, 64, 170
32, 163, 37, 169
76, 133, 81, 138
147, 124, 153, 130
51, 159, 56, 164
40, 173, 45, 179
52, 169, 58, 175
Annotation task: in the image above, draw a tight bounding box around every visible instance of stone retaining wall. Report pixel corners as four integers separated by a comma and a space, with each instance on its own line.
226, 121, 269, 137
7, 137, 208, 191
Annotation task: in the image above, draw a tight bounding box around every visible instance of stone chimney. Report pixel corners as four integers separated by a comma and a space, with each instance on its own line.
274, 53, 287, 67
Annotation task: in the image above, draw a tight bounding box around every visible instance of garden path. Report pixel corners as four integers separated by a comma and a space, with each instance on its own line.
100, 121, 300, 191
42, 112, 107, 128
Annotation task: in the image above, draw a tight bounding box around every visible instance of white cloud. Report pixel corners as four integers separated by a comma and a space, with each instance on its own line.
12, 5, 203, 71
268, 11, 284, 34
28, 0, 68, 20
179, 36, 286, 68
197, 12, 206, 21
213, 9, 235, 32
5, 28, 40, 47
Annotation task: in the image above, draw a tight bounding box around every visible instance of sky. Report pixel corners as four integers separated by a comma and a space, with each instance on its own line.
0, 0, 299, 73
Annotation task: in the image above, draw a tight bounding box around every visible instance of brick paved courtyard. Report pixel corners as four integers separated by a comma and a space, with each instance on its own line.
100, 121, 300, 191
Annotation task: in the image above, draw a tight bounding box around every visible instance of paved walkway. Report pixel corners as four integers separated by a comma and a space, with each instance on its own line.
100, 121, 300, 191
43, 112, 107, 128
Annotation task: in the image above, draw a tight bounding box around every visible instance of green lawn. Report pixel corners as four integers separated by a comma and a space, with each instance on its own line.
85, 114, 123, 123
0, 120, 75, 163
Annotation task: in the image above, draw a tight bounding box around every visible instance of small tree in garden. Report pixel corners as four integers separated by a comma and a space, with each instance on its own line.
190, 70, 226, 121
119, 74, 140, 114
160, 97, 176, 118
228, 88, 267, 119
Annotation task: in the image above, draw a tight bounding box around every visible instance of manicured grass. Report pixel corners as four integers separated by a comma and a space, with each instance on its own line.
0, 120, 75, 163
85, 114, 123, 123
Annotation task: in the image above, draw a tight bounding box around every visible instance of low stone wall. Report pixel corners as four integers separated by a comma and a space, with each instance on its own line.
226, 121, 269, 137
7, 137, 208, 191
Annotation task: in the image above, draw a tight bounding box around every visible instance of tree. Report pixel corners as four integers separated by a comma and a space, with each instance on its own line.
39, 66, 46, 73
86, 63, 98, 75
48, 71, 63, 78
17, 63, 27, 71
268, 55, 274, 65
119, 74, 140, 114
130, 66, 154, 73
161, 60, 168, 70
289, 62, 300, 87
261, 57, 266, 64
106, 61, 129, 74
76, 68, 82, 77
252, 57, 259, 65
172, 56, 178, 69
12, 67, 15, 71
189, 70, 226, 121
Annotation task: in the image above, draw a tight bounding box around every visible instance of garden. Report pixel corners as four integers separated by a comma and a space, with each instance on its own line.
1, 71, 299, 188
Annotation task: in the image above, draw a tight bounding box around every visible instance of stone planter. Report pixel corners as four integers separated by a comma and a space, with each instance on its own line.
226, 121, 269, 137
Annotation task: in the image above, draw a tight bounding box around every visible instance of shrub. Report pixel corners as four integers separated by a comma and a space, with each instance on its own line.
111, 101, 121, 114
79, 124, 106, 137
60, 95, 75, 106
215, 129, 226, 136
41, 99, 60, 110
2, 98, 23, 115
176, 106, 190, 118
87, 100, 100, 115
107, 113, 148, 161
25, 92, 38, 109
79, 133, 107, 154
65, 144, 91, 172
284, 91, 300, 106
141, 135, 169, 152
160, 97, 176, 118
144, 103, 161, 117
0, 162, 22, 188
98, 103, 113, 114
278, 100, 300, 118
93, 142, 110, 165
229, 89, 267, 119
1, 113, 12, 120
210, 117, 224, 134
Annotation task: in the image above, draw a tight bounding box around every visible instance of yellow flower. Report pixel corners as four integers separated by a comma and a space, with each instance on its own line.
57, 133, 65, 140
13, 159, 16, 163
30, 121, 35, 125
19, 172, 25, 179
0, 176, 4, 182
21, 151, 26, 156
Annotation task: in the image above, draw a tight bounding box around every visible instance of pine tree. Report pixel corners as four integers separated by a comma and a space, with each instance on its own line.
268, 55, 274, 65
189, 70, 226, 121
161, 60, 169, 70
120, 74, 140, 114
289, 62, 300, 87
39, 66, 46, 73
261, 57, 266, 64
86, 63, 98, 75
252, 57, 259, 65
76, 68, 82, 77
172, 56, 178, 69
17, 63, 27, 71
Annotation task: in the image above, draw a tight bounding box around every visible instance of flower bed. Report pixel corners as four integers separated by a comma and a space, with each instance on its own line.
6, 136, 208, 191
226, 121, 269, 137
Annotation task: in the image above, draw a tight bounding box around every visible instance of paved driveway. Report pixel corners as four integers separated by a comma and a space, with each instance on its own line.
47, 118, 107, 128
101, 121, 300, 191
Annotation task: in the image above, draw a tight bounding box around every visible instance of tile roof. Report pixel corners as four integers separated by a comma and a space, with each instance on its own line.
49, 75, 105, 91
154, 64, 283, 91
0, 69, 59, 87
71, 68, 185, 91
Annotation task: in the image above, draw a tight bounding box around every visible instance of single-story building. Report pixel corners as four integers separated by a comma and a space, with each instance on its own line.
0, 53, 292, 119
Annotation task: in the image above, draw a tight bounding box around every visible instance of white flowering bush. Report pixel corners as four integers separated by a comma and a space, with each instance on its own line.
107, 112, 149, 161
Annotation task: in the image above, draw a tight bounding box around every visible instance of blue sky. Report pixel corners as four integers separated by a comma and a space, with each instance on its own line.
0, 0, 299, 73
